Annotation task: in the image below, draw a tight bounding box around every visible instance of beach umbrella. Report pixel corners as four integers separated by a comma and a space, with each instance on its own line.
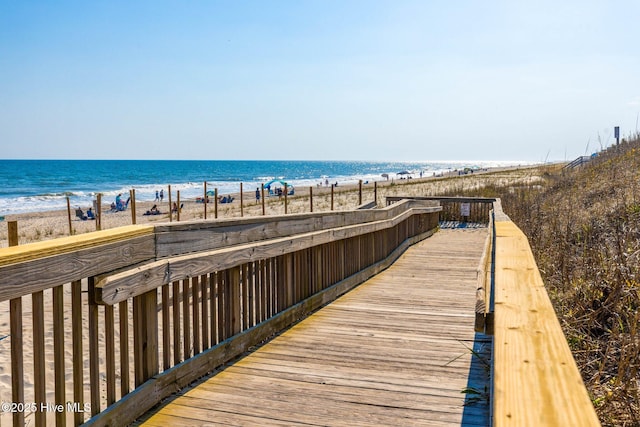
381, 173, 389, 179
397, 170, 411, 175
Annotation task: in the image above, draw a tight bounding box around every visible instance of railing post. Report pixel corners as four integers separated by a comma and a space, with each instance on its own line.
134, 289, 159, 387
229, 267, 241, 335
8, 221, 24, 427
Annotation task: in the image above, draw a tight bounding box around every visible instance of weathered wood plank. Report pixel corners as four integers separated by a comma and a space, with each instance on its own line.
0, 232, 156, 301
493, 220, 600, 426
153, 200, 437, 256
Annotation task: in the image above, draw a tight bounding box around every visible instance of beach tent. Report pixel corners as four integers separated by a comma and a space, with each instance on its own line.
264, 179, 294, 196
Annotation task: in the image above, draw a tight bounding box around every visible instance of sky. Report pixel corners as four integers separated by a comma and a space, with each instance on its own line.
1, 1, 639, 162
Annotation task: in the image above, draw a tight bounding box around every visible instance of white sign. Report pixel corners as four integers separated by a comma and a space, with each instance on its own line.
460, 203, 470, 217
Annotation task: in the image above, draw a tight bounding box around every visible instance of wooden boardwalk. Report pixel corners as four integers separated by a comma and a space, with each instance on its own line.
137, 228, 491, 426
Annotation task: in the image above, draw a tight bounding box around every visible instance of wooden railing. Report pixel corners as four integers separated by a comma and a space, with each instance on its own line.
0, 199, 440, 426
386, 196, 495, 224
489, 201, 600, 426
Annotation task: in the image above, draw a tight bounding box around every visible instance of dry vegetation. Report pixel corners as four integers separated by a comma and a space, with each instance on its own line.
449, 139, 640, 426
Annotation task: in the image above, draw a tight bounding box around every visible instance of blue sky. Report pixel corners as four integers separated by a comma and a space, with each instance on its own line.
1, 1, 639, 161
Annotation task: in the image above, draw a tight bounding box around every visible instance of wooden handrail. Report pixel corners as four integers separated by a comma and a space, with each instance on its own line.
492, 207, 600, 426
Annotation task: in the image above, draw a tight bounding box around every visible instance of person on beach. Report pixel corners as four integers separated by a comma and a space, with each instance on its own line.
160, 189, 164, 202
255, 187, 260, 203
155, 190, 159, 202
86, 207, 95, 220
144, 204, 160, 215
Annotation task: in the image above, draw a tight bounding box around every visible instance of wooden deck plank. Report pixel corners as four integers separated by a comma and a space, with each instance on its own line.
139, 228, 491, 426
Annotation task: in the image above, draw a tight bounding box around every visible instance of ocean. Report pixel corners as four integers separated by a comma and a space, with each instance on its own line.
0, 159, 533, 216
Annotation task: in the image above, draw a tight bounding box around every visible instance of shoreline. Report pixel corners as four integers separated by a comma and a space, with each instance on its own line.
0, 164, 547, 248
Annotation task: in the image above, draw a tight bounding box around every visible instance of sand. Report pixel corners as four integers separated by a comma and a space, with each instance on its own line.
0, 165, 546, 424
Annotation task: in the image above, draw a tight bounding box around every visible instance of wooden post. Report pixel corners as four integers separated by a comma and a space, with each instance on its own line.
66, 196, 73, 235
72, 280, 85, 425
168, 185, 173, 223
33, 289, 45, 426
284, 183, 288, 214
8, 221, 24, 427
358, 180, 362, 205
261, 183, 265, 216
176, 191, 181, 222
204, 182, 208, 220
331, 185, 334, 211
309, 186, 313, 213
96, 193, 102, 231
88, 278, 100, 416
229, 267, 241, 335
133, 289, 159, 386
374, 181, 378, 206
130, 189, 136, 224
240, 182, 244, 217
214, 188, 218, 219
53, 284, 66, 426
